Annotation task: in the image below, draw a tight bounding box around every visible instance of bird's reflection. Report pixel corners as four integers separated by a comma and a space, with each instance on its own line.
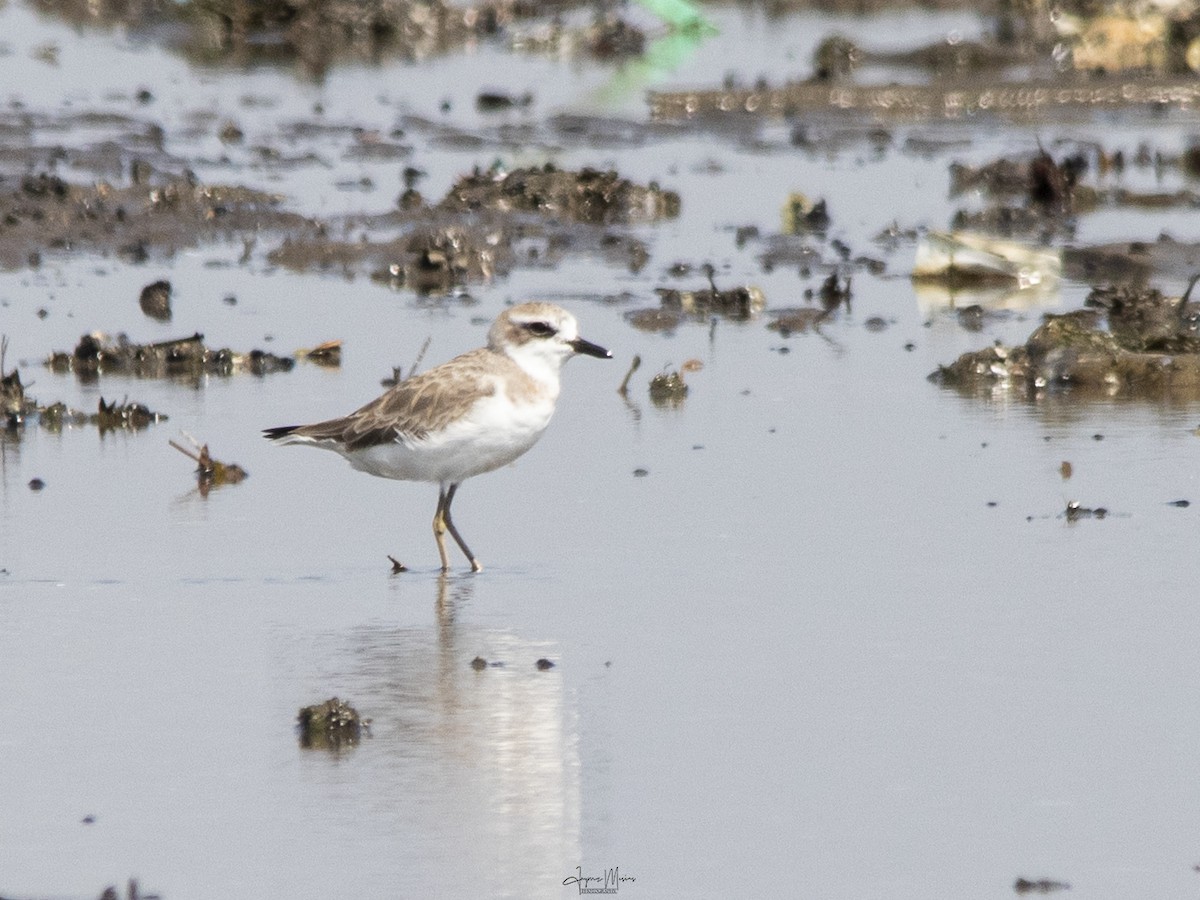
296, 573, 581, 889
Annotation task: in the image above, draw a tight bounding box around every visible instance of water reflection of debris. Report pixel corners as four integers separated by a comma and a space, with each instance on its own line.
766, 273, 852, 349
914, 231, 1061, 290
628, 264, 765, 332
655, 283, 765, 318
295, 339, 343, 368
1013, 876, 1071, 894
913, 231, 1062, 315
4, 344, 166, 434
47, 332, 295, 382
648, 359, 702, 408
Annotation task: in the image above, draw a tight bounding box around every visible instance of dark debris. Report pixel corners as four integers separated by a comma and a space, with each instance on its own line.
46, 332, 295, 382
297, 697, 366, 751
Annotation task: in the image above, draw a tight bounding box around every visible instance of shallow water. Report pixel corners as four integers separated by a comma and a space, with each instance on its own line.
3, 2, 1200, 898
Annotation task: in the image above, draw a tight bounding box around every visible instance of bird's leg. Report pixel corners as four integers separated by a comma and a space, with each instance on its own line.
441, 482, 482, 572
433, 485, 452, 573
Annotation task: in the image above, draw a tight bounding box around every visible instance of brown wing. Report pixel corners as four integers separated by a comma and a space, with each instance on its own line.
289, 348, 501, 451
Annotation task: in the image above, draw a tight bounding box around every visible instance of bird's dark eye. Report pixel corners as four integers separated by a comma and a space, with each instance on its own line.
524, 321, 556, 337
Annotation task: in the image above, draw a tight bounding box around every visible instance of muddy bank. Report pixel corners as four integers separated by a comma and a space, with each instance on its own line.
650, 0, 1200, 121
0, 167, 308, 270
931, 283, 1200, 398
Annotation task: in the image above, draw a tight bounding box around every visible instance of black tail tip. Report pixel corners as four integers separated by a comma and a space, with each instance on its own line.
263, 425, 298, 441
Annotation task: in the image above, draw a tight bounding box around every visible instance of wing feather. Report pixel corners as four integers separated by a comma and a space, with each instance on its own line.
287, 348, 502, 450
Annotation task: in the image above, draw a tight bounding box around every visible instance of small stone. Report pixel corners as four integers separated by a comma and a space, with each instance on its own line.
218, 121, 244, 144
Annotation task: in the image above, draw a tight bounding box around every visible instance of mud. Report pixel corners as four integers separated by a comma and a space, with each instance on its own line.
767, 306, 834, 336
169, 437, 248, 496
269, 166, 669, 290
0, 122, 670, 291
1013, 876, 1071, 894
931, 283, 1200, 398
31, 0, 635, 76
296, 697, 366, 751
0, 165, 309, 271
648, 369, 689, 406
440, 164, 678, 224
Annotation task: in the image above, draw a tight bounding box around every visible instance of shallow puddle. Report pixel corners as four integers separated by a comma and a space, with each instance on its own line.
3, 2, 1200, 898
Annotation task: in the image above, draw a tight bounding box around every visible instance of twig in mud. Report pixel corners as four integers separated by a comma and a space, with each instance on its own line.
407, 335, 432, 380
169, 430, 206, 463
618, 354, 641, 396
382, 335, 434, 387
1183, 272, 1200, 304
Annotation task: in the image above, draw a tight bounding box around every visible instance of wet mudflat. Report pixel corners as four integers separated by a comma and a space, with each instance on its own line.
3, 1, 1200, 898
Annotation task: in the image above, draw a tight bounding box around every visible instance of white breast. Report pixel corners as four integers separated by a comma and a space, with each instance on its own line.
342, 387, 557, 484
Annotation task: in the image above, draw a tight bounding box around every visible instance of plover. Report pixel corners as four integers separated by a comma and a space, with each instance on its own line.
264, 302, 611, 572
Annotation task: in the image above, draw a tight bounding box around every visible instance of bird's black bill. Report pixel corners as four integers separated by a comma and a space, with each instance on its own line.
570, 337, 612, 359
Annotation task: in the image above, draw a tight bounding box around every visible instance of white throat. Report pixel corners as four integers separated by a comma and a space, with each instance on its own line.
504, 342, 569, 392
